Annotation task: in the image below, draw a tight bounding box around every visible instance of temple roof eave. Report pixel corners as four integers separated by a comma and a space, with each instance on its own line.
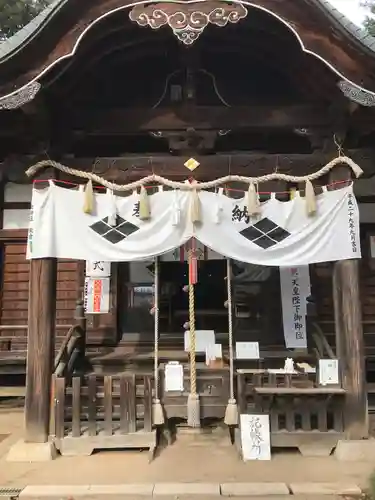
0, 0, 375, 107
0, 0, 68, 64
313, 0, 375, 55
1, 0, 375, 65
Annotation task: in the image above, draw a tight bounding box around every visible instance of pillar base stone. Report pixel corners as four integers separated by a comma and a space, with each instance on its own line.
335, 439, 375, 462
6, 439, 57, 462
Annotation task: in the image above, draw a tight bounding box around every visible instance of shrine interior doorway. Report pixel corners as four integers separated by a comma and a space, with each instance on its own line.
117, 246, 286, 354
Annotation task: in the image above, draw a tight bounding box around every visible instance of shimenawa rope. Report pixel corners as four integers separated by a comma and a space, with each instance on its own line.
26, 156, 363, 189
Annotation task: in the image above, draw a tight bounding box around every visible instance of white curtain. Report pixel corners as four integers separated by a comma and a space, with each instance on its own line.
27, 183, 360, 266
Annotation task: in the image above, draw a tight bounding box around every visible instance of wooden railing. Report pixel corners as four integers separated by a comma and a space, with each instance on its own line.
53, 300, 86, 377
236, 370, 345, 456
311, 322, 335, 359
53, 325, 83, 377
51, 373, 156, 459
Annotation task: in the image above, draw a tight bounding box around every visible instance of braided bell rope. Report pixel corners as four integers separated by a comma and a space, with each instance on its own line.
226, 258, 235, 404
26, 156, 363, 189
188, 249, 197, 396
154, 257, 160, 403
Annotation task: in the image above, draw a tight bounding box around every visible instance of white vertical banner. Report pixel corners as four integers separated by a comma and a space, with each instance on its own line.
85, 261, 111, 314
280, 266, 310, 349
84, 277, 110, 314
85, 261, 111, 277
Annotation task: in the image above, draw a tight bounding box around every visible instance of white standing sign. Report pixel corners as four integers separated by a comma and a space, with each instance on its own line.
236, 342, 260, 360
86, 261, 111, 277
240, 414, 271, 461
84, 277, 110, 314
206, 344, 223, 364
319, 359, 340, 386
165, 362, 184, 392
184, 330, 215, 353
280, 266, 310, 349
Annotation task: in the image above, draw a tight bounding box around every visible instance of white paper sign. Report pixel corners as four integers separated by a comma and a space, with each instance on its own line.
319, 359, 339, 386
240, 414, 271, 461
165, 362, 184, 392
86, 261, 111, 277
84, 277, 110, 314
184, 330, 215, 353
236, 342, 260, 360
280, 266, 310, 349
206, 344, 223, 364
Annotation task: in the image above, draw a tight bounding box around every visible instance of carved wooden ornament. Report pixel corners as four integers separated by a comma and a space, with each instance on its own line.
129, 1, 248, 45
337, 80, 375, 107
0, 81, 41, 110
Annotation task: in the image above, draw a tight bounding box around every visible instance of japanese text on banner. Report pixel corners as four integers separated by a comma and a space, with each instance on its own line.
84, 277, 110, 314
280, 266, 310, 349
85, 261, 111, 277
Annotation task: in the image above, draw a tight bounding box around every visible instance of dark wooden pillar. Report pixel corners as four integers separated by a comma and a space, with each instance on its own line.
330, 167, 368, 438
25, 258, 57, 443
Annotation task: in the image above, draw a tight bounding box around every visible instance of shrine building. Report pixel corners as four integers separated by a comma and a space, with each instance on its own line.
0, 0, 375, 460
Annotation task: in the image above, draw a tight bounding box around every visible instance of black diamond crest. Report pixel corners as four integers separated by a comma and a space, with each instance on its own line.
90, 215, 139, 244
240, 217, 290, 249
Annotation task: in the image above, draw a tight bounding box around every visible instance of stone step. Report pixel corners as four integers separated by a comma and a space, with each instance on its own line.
16, 482, 363, 499
171, 425, 232, 446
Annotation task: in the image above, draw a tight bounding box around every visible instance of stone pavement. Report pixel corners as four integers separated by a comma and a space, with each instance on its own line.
0, 410, 371, 498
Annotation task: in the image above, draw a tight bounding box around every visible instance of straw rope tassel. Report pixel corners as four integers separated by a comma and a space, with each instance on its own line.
152, 256, 164, 425
224, 258, 238, 426
187, 248, 200, 428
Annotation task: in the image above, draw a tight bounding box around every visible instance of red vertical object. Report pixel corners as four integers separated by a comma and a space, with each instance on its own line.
189, 239, 198, 285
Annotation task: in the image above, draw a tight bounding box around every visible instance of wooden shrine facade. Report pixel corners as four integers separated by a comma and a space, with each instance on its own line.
1, 0, 375, 457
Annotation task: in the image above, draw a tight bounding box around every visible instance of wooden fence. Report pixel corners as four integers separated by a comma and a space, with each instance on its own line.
51, 373, 156, 459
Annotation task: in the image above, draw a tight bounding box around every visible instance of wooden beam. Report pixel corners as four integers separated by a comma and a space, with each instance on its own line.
25, 258, 57, 443
3, 150, 374, 183
66, 105, 332, 133
329, 167, 368, 439
59, 150, 375, 181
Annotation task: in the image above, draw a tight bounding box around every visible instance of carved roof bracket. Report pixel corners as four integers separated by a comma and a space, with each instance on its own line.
0, 81, 41, 110
129, 1, 248, 45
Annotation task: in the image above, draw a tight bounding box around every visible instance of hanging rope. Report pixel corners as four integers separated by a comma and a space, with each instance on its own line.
26, 156, 363, 191
187, 246, 200, 428
224, 258, 238, 426
152, 256, 164, 425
